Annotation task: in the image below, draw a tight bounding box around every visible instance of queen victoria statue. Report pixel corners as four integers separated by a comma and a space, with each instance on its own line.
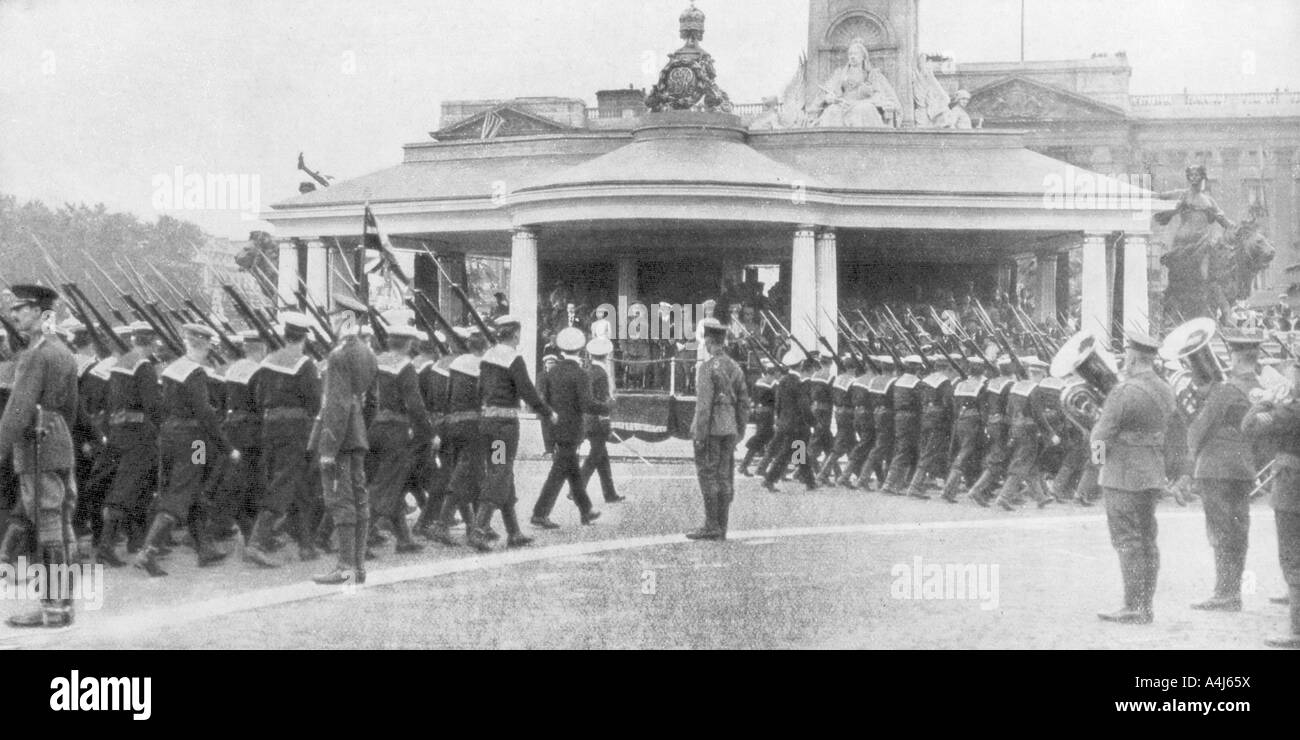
811, 38, 900, 128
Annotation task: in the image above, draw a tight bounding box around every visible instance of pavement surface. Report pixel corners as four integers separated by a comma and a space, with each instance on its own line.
0, 452, 1292, 650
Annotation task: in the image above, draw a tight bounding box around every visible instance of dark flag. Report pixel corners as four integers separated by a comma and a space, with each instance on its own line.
362, 203, 410, 286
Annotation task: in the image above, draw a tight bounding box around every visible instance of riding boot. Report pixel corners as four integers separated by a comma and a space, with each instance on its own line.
716, 497, 731, 540
134, 512, 177, 578
6, 542, 74, 628
312, 522, 356, 585
243, 511, 280, 569
467, 504, 495, 552
95, 507, 127, 567
1098, 549, 1151, 623
687, 485, 722, 540
501, 505, 533, 548
392, 512, 424, 554
1192, 547, 1245, 610
314, 513, 336, 554
193, 517, 229, 568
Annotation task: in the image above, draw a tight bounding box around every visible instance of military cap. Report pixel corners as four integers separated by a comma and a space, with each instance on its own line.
902, 354, 923, 367
1022, 357, 1048, 371
698, 318, 727, 341
587, 337, 613, 357
181, 323, 216, 342
875, 355, 895, 368
781, 347, 806, 367
493, 314, 521, 330
56, 317, 86, 341
238, 329, 266, 344
8, 284, 59, 312
966, 356, 985, 366
128, 321, 156, 336
279, 312, 313, 340
556, 327, 586, 352
331, 294, 368, 315
385, 324, 421, 340
1124, 329, 1160, 353
1223, 334, 1264, 351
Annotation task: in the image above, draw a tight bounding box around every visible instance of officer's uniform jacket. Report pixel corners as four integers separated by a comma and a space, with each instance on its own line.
1090, 367, 1177, 492
310, 334, 378, 459
1187, 369, 1259, 481
1242, 396, 1300, 513
691, 353, 750, 441
0, 335, 78, 474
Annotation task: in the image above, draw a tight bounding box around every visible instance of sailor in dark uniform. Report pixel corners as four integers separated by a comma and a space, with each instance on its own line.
204, 331, 265, 546
1186, 335, 1263, 611
580, 336, 624, 503
881, 356, 924, 495
532, 327, 604, 528
853, 356, 898, 491
993, 358, 1056, 510
739, 359, 778, 477
817, 354, 860, 486
762, 348, 817, 492
366, 322, 431, 554
967, 357, 1017, 506
410, 330, 448, 538
906, 355, 958, 499
1094, 331, 1177, 624
247, 313, 321, 568
476, 315, 554, 550
429, 328, 488, 546
135, 324, 230, 576
97, 322, 163, 568
807, 354, 836, 475
942, 357, 988, 502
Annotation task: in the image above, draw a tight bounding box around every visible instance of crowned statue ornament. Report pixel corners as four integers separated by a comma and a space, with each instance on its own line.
645, 2, 733, 113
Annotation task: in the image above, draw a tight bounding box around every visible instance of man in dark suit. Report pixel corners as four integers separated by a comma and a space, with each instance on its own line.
1093, 331, 1177, 624
0, 285, 79, 627
1186, 335, 1262, 611
532, 328, 604, 528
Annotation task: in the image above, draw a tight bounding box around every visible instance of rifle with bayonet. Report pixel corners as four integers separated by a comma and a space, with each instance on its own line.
830, 309, 881, 374
29, 236, 127, 355
416, 244, 498, 343
973, 298, 1027, 379
882, 304, 933, 373
762, 308, 812, 362
86, 254, 183, 357
854, 310, 904, 372
222, 283, 285, 352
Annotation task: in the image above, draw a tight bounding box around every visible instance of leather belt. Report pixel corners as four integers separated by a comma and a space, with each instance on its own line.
444, 411, 480, 424
109, 411, 146, 425
264, 408, 311, 422
481, 406, 519, 420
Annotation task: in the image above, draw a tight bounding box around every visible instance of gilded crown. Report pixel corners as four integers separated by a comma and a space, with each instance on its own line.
680, 1, 705, 39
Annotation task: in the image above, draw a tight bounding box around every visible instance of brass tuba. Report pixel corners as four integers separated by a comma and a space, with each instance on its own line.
1159, 317, 1224, 418
1050, 330, 1120, 432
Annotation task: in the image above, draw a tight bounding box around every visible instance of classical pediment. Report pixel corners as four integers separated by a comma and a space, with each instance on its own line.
431, 105, 578, 141
966, 76, 1127, 123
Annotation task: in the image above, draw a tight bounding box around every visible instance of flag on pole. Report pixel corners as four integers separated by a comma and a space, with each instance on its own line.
362, 203, 410, 286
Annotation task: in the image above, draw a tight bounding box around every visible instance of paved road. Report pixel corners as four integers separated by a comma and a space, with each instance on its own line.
1, 459, 1290, 649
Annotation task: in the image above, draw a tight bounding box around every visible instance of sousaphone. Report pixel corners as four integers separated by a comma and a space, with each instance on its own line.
1050, 330, 1120, 431
1159, 317, 1225, 418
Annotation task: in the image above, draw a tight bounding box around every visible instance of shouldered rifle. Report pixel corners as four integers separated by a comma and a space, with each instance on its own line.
762, 308, 811, 359
855, 309, 904, 372
883, 304, 933, 373
830, 309, 880, 373
973, 298, 1026, 379
29, 239, 124, 354
412, 292, 468, 353
416, 244, 498, 343
804, 316, 840, 364
404, 297, 450, 355
222, 283, 284, 351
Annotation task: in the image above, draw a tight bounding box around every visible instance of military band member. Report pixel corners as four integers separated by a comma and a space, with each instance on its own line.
366, 323, 431, 554
0, 285, 79, 627
430, 329, 487, 546
817, 354, 859, 486
852, 356, 897, 491
993, 358, 1056, 511
476, 315, 553, 550
97, 322, 163, 568
836, 357, 877, 488
1241, 354, 1300, 648
311, 296, 378, 585
532, 327, 604, 528
762, 349, 817, 492
881, 356, 924, 495
1186, 335, 1262, 611
1094, 331, 1177, 624
136, 324, 230, 576
580, 337, 624, 503
739, 359, 778, 477
967, 358, 1016, 506
942, 358, 987, 502
688, 319, 749, 540
906, 355, 958, 499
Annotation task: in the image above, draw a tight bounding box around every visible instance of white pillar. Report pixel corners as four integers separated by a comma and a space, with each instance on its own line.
1080, 233, 1111, 343
790, 225, 818, 352
1035, 251, 1058, 325
277, 242, 298, 309
305, 241, 329, 311
815, 229, 838, 353
510, 228, 539, 376
1123, 234, 1150, 339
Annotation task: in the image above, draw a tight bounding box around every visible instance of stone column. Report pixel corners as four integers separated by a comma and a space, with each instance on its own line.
1080, 233, 1111, 342
510, 228, 540, 376
1123, 234, 1150, 339
815, 229, 838, 353
305, 241, 329, 310
1035, 252, 1057, 325
790, 225, 818, 353
276, 242, 298, 309
617, 258, 638, 309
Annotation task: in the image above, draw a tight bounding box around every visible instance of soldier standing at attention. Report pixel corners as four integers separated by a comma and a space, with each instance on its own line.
1241, 350, 1300, 648
135, 324, 230, 576
366, 323, 431, 554
532, 328, 604, 528
0, 285, 79, 628
1186, 335, 1262, 611
311, 296, 378, 586
476, 315, 554, 550
247, 313, 321, 568
580, 336, 624, 503
97, 323, 163, 568
739, 359, 778, 478
688, 319, 750, 541
1094, 331, 1177, 625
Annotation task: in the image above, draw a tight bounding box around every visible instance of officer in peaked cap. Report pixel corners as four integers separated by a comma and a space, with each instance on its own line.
688, 319, 749, 540
0, 285, 79, 626
1094, 328, 1177, 624
532, 327, 604, 528
1186, 332, 1262, 611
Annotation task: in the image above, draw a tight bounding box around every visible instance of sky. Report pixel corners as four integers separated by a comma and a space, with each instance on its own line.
1, 0, 1297, 239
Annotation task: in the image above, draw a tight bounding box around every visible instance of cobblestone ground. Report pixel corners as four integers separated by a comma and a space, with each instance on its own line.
0, 457, 1289, 650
